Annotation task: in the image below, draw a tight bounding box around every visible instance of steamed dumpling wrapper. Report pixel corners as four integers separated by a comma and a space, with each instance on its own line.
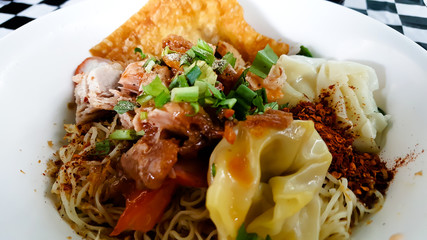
206, 119, 332, 240
275, 55, 388, 153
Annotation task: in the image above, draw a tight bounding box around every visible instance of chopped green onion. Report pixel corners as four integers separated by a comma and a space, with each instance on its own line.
190, 39, 215, 65
252, 95, 265, 113
211, 163, 216, 177
236, 224, 272, 240
186, 102, 200, 116
217, 98, 237, 109
233, 68, 250, 90
206, 84, 224, 100
248, 45, 279, 79
144, 59, 156, 73
109, 129, 138, 140
222, 52, 236, 68
154, 90, 171, 108
161, 46, 176, 56
212, 59, 228, 74
136, 130, 145, 136
186, 48, 196, 58
114, 101, 136, 114
136, 95, 153, 106
255, 88, 268, 103
204, 97, 217, 105
297, 45, 313, 57
180, 54, 193, 66
168, 76, 180, 90
134, 47, 146, 59
235, 85, 257, 103
92, 140, 111, 156
171, 86, 199, 102
140, 111, 148, 120
194, 81, 209, 98
169, 75, 189, 90
142, 76, 169, 96
279, 103, 289, 109
185, 65, 202, 85
264, 102, 279, 110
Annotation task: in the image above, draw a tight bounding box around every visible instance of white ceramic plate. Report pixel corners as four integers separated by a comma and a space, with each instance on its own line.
0, 0, 426, 239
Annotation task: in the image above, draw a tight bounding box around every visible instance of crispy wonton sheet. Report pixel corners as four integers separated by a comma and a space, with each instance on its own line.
90, 0, 289, 63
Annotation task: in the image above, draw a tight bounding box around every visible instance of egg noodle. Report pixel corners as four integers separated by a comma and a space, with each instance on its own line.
49, 115, 383, 240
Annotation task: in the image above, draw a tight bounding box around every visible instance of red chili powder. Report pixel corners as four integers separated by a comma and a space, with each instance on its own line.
285, 101, 394, 206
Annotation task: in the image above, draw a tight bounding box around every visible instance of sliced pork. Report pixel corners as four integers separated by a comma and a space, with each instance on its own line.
120, 131, 179, 190
147, 102, 223, 159
73, 57, 124, 125
118, 61, 172, 97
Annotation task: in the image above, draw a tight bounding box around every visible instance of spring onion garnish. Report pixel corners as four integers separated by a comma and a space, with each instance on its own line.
136, 95, 153, 106
211, 163, 217, 178
236, 224, 272, 240
185, 65, 202, 85
207, 83, 224, 100
212, 59, 228, 74
140, 111, 148, 120
161, 46, 176, 56
216, 98, 237, 109
109, 129, 139, 140
136, 130, 145, 136
264, 102, 279, 110
186, 102, 200, 117
134, 47, 146, 59
180, 54, 193, 66
297, 45, 313, 57
169, 75, 189, 90
222, 52, 236, 68
144, 57, 157, 73
92, 140, 111, 156
114, 101, 136, 114
171, 86, 199, 103
248, 44, 279, 79
142, 76, 169, 96
190, 39, 215, 66
154, 91, 171, 108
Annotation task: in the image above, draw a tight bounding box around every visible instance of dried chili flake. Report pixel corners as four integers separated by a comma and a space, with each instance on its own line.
285, 101, 394, 207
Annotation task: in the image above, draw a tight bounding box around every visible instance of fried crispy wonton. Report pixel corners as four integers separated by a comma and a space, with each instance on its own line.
90, 0, 289, 63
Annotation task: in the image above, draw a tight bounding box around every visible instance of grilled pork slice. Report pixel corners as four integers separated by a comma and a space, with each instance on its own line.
147, 102, 223, 159
120, 133, 180, 190
118, 61, 172, 97
73, 57, 124, 125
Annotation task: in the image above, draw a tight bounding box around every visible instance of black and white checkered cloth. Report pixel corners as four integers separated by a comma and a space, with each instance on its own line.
344, 0, 427, 50
1, 0, 426, 50
0, 0, 83, 38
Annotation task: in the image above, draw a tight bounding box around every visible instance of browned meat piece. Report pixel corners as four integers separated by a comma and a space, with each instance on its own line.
120, 134, 180, 190
162, 53, 182, 72
73, 57, 124, 125
216, 40, 246, 70
246, 64, 285, 102
243, 109, 293, 131
146, 102, 223, 159
118, 61, 172, 96
217, 65, 242, 94
162, 34, 193, 53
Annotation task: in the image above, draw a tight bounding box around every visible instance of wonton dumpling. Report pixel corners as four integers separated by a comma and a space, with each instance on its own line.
206, 120, 332, 240
276, 55, 388, 152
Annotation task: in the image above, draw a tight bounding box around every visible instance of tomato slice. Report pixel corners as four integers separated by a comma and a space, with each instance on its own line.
110, 159, 208, 235
110, 180, 177, 236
